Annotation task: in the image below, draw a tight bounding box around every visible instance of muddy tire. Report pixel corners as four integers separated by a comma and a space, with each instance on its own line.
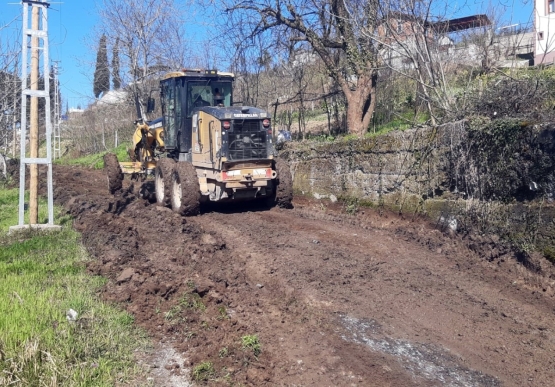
155, 157, 175, 207
171, 162, 201, 216
270, 158, 293, 208
104, 153, 123, 194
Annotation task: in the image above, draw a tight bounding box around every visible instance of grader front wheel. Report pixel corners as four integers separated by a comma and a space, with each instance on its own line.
155, 157, 175, 207
171, 162, 201, 216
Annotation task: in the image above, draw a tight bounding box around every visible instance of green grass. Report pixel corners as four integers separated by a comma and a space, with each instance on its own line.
302, 110, 429, 143
192, 361, 215, 381
0, 188, 63, 231
179, 292, 207, 312
56, 142, 132, 169
241, 334, 261, 357
370, 111, 429, 136
0, 187, 148, 386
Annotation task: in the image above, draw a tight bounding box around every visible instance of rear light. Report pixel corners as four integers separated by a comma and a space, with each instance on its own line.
222, 121, 230, 130
262, 119, 270, 127
222, 170, 241, 180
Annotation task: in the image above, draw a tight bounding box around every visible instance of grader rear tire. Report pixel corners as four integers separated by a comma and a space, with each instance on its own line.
103, 153, 123, 194
271, 158, 293, 208
171, 162, 201, 216
155, 157, 175, 207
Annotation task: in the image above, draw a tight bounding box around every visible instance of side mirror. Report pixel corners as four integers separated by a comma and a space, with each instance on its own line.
147, 97, 155, 113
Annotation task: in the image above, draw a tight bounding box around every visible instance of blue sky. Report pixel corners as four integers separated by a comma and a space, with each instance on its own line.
0, 0, 534, 110
456, 0, 534, 24
48, 0, 98, 109
1, 1, 100, 109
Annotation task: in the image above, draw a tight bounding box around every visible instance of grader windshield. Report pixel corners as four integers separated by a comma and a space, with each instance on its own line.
187, 82, 232, 115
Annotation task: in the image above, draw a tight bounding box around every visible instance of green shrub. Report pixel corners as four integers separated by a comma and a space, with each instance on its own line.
241, 334, 261, 357
192, 361, 215, 381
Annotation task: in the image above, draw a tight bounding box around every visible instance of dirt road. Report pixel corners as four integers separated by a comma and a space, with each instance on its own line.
51, 165, 555, 386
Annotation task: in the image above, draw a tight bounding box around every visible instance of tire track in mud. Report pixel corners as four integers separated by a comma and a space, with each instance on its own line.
195, 204, 555, 387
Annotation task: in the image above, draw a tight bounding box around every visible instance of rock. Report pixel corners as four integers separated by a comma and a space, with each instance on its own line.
194, 278, 216, 296
117, 268, 135, 284
66, 308, 78, 322
329, 194, 337, 203
207, 290, 223, 303
156, 206, 172, 213
247, 367, 267, 384
201, 233, 218, 246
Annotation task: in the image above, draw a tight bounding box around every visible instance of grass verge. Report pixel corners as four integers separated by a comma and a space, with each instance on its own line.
0, 187, 148, 386
56, 143, 132, 169
0, 187, 56, 229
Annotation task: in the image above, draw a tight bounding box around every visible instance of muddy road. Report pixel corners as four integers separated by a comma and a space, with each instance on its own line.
50, 165, 555, 386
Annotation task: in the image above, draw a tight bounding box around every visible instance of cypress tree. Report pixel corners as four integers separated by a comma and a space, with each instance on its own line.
112, 38, 121, 89
93, 34, 110, 98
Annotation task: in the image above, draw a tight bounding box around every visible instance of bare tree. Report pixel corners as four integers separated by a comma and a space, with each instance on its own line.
230, 34, 273, 108
96, 0, 189, 116
458, 10, 501, 73
63, 0, 192, 155
0, 18, 21, 157
223, 0, 381, 136
368, 1, 533, 124
223, 22, 332, 137
367, 0, 458, 124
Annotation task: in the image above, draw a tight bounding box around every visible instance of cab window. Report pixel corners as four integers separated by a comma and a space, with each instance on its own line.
187, 81, 233, 117
187, 82, 212, 117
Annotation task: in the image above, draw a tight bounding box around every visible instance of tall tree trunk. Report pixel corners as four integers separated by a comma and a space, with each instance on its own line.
343, 71, 377, 136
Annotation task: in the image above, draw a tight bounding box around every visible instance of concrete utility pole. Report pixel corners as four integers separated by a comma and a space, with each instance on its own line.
29, 4, 39, 224
10, 0, 60, 233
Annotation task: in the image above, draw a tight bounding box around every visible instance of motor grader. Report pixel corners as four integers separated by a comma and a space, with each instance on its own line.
104, 69, 293, 215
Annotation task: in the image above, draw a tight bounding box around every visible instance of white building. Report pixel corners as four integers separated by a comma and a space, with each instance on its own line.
535, 0, 555, 64
97, 90, 128, 106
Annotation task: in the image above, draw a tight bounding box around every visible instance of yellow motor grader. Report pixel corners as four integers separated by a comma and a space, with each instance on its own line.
104, 69, 293, 215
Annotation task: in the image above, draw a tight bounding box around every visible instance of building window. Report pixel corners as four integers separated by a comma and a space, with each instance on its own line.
539, 31, 544, 40
550, 0, 555, 13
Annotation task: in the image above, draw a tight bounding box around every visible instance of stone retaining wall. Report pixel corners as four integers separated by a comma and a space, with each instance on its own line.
280, 120, 555, 259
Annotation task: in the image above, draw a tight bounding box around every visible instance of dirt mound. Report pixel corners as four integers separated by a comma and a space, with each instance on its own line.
103, 153, 124, 194
51, 164, 555, 386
